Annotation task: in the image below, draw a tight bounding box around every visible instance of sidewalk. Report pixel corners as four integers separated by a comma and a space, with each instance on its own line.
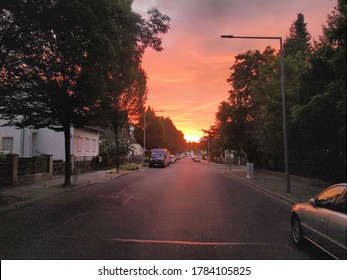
1, 163, 331, 214
0, 168, 133, 213
202, 160, 329, 205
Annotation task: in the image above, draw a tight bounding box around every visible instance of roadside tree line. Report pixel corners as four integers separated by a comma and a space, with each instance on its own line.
0, 0, 171, 186
214, 0, 346, 182
134, 107, 186, 155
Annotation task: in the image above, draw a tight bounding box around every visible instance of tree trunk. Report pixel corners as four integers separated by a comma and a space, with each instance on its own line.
63, 125, 71, 187
114, 127, 120, 173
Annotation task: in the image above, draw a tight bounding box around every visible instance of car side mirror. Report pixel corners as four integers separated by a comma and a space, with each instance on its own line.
309, 198, 315, 206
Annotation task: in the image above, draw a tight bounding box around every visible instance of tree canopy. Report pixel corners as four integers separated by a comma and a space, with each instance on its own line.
0, 0, 171, 185
215, 0, 346, 182
283, 13, 312, 57
134, 107, 186, 155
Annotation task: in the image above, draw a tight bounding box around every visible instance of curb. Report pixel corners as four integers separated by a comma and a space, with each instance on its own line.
0, 170, 133, 214
202, 160, 296, 204
0, 198, 39, 214
223, 171, 297, 205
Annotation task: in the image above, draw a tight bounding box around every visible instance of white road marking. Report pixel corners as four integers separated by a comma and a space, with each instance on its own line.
104, 238, 270, 246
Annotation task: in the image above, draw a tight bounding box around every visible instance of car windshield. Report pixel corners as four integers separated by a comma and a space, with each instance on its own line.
315, 186, 346, 209
151, 152, 164, 158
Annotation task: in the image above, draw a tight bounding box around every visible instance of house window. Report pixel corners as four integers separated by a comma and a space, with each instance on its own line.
92, 139, 97, 152
2, 137, 14, 152
85, 138, 90, 152
77, 136, 83, 152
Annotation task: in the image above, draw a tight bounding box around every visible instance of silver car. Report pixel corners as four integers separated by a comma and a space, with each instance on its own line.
291, 183, 347, 259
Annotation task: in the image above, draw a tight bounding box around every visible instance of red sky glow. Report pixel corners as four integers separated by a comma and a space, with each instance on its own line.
133, 0, 337, 142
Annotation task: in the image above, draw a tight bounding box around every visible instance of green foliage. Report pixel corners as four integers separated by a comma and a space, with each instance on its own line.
0, 0, 171, 184
289, 0, 346, 181
0, 151, 9, 161
283, 13, 312, 57
85, 2, 170, 172
134, 107, 186, 154
99, 136, 132, 156
1, 0, 104, 130
216, 1, 346, 181
216, 48, 273, 161
120, 163, 140, 171
99, 137, 118, 156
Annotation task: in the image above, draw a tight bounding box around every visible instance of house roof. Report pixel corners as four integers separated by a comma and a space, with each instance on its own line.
82, 126, 107, 133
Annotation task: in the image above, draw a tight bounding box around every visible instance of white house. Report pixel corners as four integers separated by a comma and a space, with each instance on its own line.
0, 120, 102, 160
129, 125, 143, 156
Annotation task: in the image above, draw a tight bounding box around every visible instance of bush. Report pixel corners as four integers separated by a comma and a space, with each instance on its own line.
0, 152, 9, 161
120, 163, 139, 171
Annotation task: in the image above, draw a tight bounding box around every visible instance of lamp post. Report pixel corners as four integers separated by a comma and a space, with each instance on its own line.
221, 34, 290, 193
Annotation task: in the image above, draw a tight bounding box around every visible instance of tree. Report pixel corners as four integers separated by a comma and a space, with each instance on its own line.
0, 1, 171, 184
216, 1, 345, 181
134, 107, 186, 154
90, 5, 170, 172
283, 13, 312, 57
247, 47, 285, 169
216, 48, 272, 161
160, 117, 186, 154
1, 0, 111, 186
290, 0, 346, 181
1, 0, 41, 69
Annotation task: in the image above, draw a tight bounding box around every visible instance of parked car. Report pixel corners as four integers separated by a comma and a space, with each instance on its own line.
192, 155, 201, 162
149, 148, 170, 168
290, 183, 347, 259
169, 155, 176, 164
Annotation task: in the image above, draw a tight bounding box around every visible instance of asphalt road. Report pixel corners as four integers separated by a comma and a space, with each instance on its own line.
0, 158, 331, 259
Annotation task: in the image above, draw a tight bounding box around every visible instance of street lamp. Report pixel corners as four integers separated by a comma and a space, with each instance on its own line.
221, 34, 290, 193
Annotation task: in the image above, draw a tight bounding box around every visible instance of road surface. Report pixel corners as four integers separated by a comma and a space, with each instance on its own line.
0, 158, 330, 259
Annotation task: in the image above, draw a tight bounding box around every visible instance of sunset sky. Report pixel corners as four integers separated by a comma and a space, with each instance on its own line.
132, 0, 337, 142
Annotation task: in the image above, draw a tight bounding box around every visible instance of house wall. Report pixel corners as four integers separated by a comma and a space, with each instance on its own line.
129, 125, 143, 156
73, 128, 100, 159
1, 120, 100, 160
131, 143, 143, 156
0, 120, 22, 155
0, 123, 68, 159
34, 128, 100, 160
32, 128, 66, 160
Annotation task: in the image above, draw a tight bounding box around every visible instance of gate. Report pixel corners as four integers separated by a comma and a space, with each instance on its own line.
0, 160, 11, 186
